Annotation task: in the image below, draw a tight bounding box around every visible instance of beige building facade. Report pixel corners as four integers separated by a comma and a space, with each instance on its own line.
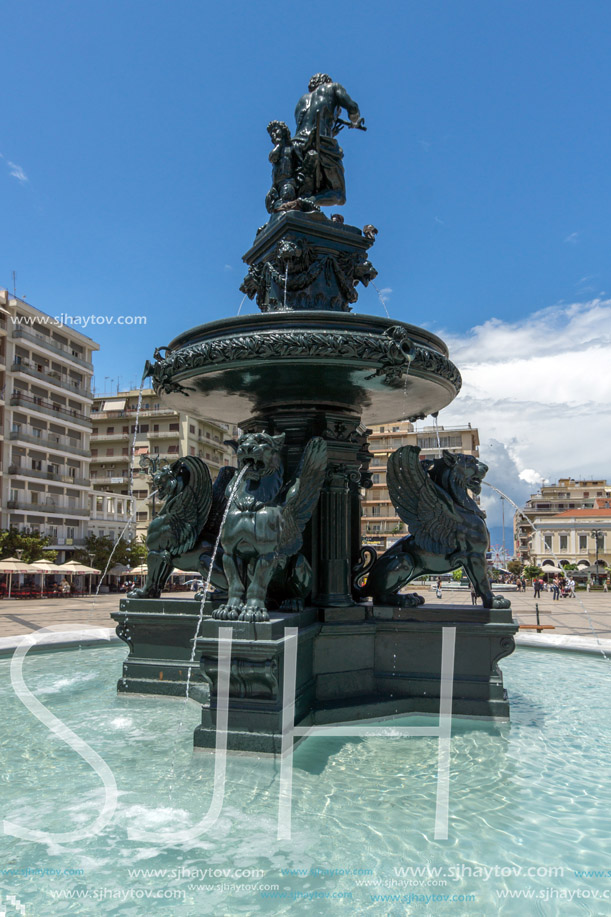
90, 389, 238, 540
0, 290, 99, 558
529, 507, 610, 575
361, 421, 480, 551
514, 479, 611, 565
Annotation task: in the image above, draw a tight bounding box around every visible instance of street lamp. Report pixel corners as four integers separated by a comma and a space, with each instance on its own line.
88, 551, 95, 596
591, 529, 603, 584
139, 453, 167, 519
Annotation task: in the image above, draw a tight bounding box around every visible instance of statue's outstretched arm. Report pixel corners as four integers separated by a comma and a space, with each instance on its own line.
334, 84, 361, 124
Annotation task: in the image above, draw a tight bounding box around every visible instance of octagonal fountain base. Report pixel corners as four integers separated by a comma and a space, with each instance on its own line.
112, 599, 518, 755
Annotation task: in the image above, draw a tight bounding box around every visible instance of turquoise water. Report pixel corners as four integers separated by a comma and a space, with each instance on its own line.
0, 645, 610, 917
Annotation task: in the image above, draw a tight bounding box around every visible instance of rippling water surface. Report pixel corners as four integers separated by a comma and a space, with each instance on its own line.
0, 645, 610, 916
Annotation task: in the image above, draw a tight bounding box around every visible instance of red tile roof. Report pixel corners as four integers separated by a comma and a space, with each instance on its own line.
553, 509, 611, 518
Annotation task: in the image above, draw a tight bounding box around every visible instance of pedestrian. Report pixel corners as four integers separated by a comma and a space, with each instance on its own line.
604, 580, 609, 593
436, 576, 442, 599
533, 577, 542, 599
470, 585, 478, 605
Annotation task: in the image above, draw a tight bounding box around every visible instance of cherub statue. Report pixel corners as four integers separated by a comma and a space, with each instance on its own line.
213, 432, 327, 622
265, 120, 300, 214
354, 446, 511, 610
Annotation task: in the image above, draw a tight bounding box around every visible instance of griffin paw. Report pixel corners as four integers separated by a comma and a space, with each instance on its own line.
212, 604, 241, 620
279, 598, 304, 613
491, 596, 511, 609
238, 605, 270, 622
376, 592, 425, 607
127, 587, 159, 599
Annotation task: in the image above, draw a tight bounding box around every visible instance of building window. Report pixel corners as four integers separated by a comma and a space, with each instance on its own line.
559, 535, 568, 551
579, 534, 588, 551
153, 424, 159, 432
190, 447, 195, 455
189, 425, 195, 434
169, 423, 179, 432
122, 448, 128, 456
122, 426, 129, 434
91, 449, 98, 457
106, 449, 114, 456
168, 445, 179, 454
543, 534, 553, 552
140, 424, 149, 433
107, 426, 114, 434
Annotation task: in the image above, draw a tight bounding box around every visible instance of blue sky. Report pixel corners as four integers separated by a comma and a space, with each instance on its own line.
2, 0, 611, 525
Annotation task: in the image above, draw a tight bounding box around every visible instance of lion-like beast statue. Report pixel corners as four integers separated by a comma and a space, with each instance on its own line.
128, 456, 236, 599
213, 431, 327, 623
354, 446, 510, 610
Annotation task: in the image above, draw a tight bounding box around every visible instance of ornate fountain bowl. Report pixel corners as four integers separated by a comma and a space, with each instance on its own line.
147, 311, 461, 425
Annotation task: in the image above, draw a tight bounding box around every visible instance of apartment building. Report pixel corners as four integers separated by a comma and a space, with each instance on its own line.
528, 506, 611, 574
0, 290, 98, 558
514, 479, 611, 564
90, 388, 238, 539
361, 421, 480, 551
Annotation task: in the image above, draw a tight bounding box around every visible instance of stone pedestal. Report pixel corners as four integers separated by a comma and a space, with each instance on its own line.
112, 597, 218, 697
191, 603, 518, 754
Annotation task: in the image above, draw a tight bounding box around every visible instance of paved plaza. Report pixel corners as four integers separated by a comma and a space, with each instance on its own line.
0, 587, 609, 640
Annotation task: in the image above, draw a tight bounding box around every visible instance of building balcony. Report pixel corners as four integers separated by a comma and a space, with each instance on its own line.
8, 464, 90, 487
12, 327, 94, 370
11, 361, 91, 400
91, 432, 131, 441
7, 499, 90, 518
91, 405, 176, 420
47, 537, 88, 548
9, 391, 90, 427
148, 430, 180, 439
8, 429, 89, 457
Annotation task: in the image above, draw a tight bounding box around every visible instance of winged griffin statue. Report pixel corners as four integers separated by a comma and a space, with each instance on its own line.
129, 432, 327, 621
354, 446, 510, 610
128, 457, 236, 599
213, 431, 327, 622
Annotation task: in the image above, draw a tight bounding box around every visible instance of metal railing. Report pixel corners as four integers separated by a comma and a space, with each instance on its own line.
10, 390, 90, 426
12, 327, 93, 369
11, 360, 90, 398
8, 429, 89, 456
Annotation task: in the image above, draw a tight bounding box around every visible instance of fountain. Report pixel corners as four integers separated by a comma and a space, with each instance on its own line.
112, 73, 518, 753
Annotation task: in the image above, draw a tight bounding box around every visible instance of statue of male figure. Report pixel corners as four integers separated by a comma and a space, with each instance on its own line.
293, 73, 364, 208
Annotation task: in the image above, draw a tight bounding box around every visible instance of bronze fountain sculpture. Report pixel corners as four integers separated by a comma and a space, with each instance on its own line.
113, 73, 517, 753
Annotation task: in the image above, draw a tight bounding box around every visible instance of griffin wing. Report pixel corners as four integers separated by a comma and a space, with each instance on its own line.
279, 437, 327, 556
387, 446, 461, 554
201, 466, 237, 540
165, 456, 213, 555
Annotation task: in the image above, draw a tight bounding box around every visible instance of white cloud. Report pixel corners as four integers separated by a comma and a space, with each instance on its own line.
376, 286, 392, 303
433, 299, 611, 527
564, 231, 579, 244
7, 160, 28, 183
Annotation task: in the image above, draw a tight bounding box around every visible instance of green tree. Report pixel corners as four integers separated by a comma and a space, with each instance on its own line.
0, 527, 57, 563
507, 560, 522, 577
523, 564, 543, 580
451, 568, 463, 582
74, 534, 147, 575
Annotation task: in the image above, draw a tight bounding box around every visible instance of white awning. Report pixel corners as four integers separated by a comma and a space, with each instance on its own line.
102, 399, 126, 411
